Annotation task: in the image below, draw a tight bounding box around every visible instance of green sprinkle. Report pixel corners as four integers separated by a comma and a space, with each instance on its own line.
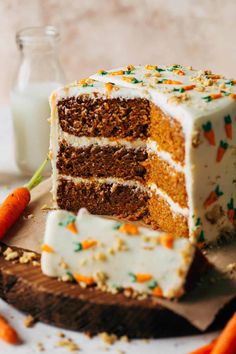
82, 84, 93, 87
128, 272, 136, 282
59, 215, 76, 227
155, 68, 165, 72
202, 95, 212, 102
167, 64, 182, 72
202, 121, 212, 132
113, 222, 122, 230
66, 271, 74, 282
198, 230, 205, 243
219, 140, 229, 150
225, 80, 235, 86
124, 70, 133, 75
215, 184, 224, 197
74, 242, 82, 252
195, 217, 202, 227
148, 280, 158, 290
100, 71, 108, 75
173, 87, 185, 93
132, 78, 143, 84
227, 198, 234, 210
224, 115, 232, 124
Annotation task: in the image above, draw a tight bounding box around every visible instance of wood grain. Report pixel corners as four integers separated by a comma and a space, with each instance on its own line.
0, 244, 235, 338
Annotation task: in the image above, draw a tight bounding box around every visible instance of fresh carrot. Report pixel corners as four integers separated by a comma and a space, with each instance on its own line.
211, 312, 236, 354
0, 314, 20, 345
0, 158, 49, 239
189, 339, 217, 354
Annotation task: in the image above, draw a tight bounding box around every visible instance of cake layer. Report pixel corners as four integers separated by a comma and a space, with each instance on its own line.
56, 176, 188, 236
57, 141, 147, 181
57, 96, 151, 139
150, 104, 185, 164
56, 177, 149, 220
146, 154, 187, 208
149, 193, 189, 237
41, 209, 207, 299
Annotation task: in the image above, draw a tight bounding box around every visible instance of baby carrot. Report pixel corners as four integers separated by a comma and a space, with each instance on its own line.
0, 158, 49, 239
0, 314, 20, 345
211, 312, 236, 354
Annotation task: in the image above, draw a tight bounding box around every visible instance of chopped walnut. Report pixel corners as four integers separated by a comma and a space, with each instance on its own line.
56, 338, 80, 352
24, 314, 35, 328
167, 93, 189, 105
19, 251, 37, 264
192, 130, 202, 148
3, 247, 19, 261
99, 332, 117, 345
205, 204, 224, 224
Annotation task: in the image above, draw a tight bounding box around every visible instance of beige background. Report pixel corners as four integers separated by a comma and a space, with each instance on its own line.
0, 0, 236, 103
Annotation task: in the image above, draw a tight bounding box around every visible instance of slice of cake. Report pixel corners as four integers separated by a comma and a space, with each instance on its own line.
50, 64, 236, 244
41, 209, 207, 299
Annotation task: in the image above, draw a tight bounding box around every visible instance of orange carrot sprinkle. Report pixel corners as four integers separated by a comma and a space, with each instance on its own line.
73, 273, 95, 285
210, 93, 223, 100
82, 239, 97, 250
182, 84, 196, 91
0, 315, 20, 345
66, 222, 78, 234
152, 286, 163, 297
145, 64, 157, 70
229, 93, 236, 100
173, 69, 185, 76
105, 82, 114, 94
136, 273, 152, 283
160, 234, 174, 249
162, 79, 183, 85
119, 224, 139, 235
41, 244, 55, 253
110, 70, 124, 76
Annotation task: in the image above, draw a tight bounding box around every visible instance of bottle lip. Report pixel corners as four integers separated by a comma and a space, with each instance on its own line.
16, 26, 60, 46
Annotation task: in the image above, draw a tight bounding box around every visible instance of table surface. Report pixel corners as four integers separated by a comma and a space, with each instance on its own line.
0, 106, 217, 353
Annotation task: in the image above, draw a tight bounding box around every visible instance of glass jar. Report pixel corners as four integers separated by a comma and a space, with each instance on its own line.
10, 26, 65, 176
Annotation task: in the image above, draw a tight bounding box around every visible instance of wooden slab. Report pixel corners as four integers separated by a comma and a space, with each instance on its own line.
0, 244, 235, 338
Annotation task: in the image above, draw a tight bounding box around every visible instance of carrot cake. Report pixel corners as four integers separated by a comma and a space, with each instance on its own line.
50, 64, 236, 244
41, 208, 207, 299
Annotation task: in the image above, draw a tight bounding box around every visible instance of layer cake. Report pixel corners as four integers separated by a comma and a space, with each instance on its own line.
50, 64, 236, 244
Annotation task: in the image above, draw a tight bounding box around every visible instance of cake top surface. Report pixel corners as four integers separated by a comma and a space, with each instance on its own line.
52, 64, 236, 124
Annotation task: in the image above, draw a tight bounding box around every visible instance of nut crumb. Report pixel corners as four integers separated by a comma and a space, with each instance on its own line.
19, 251, 37, 264
99, 332, 117, 345
3, 247, 19, 261
56, 338, 80, 352
24, 314, 35, 328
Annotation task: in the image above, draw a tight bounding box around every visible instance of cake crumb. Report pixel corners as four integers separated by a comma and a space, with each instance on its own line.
24, 314, 35, 328
56, 338, 80, 351
37, 341, 45, 352
99, 332, 117, 345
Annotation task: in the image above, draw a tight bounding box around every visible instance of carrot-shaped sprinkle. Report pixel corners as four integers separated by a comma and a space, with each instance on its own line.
160, 234, 174, 249
0, 314, 20, 345
173, 69, 185, 76
59, 215, 78, 234
74, 239, 97, 252
202, 93, 223, 102
216, 140, 229, 162
207, 74, 222, 80
145, 64, 157, 70
229, 93, 236, 100
152, 286, 163, 297
162, 79, 183, 85
203, 185, 223, 209
211, 312, 236, 354
119, 223, 139, 235
225, 80, 236, 86
188, 338, 217, 354
105, 82, 114, 94
227, 199, 234, 224
0, 158, 48, 240
41, 244, 55, 253
73, 273, 95, 286
202, 121, 216, 145
97, 70, 108, 75
128, 272, 152, 283
224, 115, 232, 139
127, 65, 135, 71
182, 84, 195, 90
122, 76, 142, 84
110, 70, 124, 76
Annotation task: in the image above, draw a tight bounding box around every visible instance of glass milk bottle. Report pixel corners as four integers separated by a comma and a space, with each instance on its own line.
10, 26, 65, 175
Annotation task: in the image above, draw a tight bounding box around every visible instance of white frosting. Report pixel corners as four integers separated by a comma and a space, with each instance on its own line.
41, 209, 196, 299
50, 64, 236, 243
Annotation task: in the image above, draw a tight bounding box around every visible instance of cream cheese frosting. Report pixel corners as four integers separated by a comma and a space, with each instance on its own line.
41, 208, 197, 299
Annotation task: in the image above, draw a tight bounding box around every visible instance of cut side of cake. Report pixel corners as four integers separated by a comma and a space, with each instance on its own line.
41, 209, 207, 299
50, 65, 236, 244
